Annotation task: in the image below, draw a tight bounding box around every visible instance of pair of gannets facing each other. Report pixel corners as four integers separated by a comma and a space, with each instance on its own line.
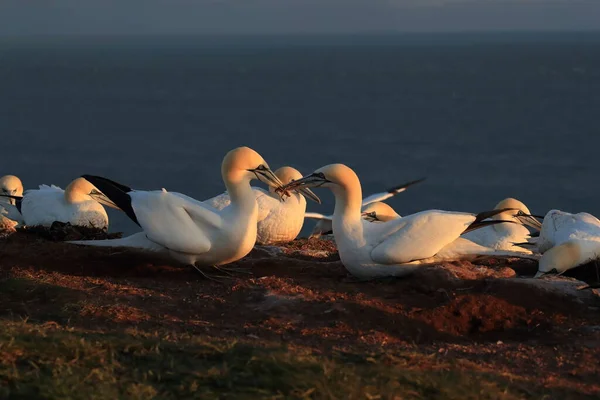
304, 178, 424, 238
0, 177, 119, 230
282, 164, 537, 280
518, 210, 600, 277
71, 147, 287, 270
462, 198, 543, 253
204, 166, 320, 245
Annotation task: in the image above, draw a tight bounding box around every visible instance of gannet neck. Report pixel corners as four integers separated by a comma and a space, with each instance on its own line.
221, 146, 270, 211
329, 165, 363, 227
64, 178, 96, 204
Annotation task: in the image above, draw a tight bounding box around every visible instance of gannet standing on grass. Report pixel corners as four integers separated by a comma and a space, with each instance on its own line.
0, 178, 118, 229
305, 178, 424, 238
281, 164, 536, 280
0, 175, 24, 224
462, 198, 543, 253
204, 166, 320, 245
69, 147, 285, 277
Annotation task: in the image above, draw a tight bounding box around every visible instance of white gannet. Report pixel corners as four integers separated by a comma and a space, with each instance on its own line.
0, 178, 118, 229
305, 201, 401, 239
462, 198, 543, 253
70, 147, 285, 271
0, 175, 24, 224
306, 178, 424, 238
282, 164, 535, 279
204, 166, 320, 245
527, 210, 600, 277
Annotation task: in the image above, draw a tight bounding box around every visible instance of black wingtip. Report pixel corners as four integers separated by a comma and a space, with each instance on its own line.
387, 177, 426, 194
81, 175, 140, 227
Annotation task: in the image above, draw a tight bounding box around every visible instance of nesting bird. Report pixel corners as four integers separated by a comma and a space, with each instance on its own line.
282, 164, 535, 279
305, 178, 423, 238
204, 166, 320, 245
70, 147, 286, 271
0, 177, 117, 229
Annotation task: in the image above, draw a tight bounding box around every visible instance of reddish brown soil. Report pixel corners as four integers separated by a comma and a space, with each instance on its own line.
1, 232, 600, 395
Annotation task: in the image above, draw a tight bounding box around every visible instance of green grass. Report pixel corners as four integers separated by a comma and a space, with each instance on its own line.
0, 320, 578, 400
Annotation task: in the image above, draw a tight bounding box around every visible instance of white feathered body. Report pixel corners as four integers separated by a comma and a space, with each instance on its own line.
205, 187, 306, 245
22, 185, 109, 229
124, 188, 259, 266
462, 222, 533, 253
335, 210, 535, 280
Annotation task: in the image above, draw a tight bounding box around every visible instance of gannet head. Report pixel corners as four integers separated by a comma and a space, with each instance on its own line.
495, 198, 543, 231
361, 202, 400, 222
282, 163, 359, 192
65, 177, 120, 209
271, 166, 320, 204
0, 175, 24, 206
222, 147, 284, 190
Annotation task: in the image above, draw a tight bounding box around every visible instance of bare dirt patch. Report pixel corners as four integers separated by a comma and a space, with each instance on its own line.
1, 230, 599, 397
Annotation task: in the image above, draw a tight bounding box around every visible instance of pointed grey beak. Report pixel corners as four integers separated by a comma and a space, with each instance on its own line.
297, 187, 321, 204
90, 190, 121, 210
281, 172, 330, 192
515, 211, 543, 231
361, 211, 379, 222
250, 166, 285, 191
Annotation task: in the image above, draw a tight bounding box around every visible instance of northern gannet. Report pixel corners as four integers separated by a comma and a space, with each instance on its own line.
304, 201, 401, 238
204, 166, 320, 245
525, 210, 600, 277
305, 178, 424, 238
282, 164, 534, 279
0, 175, 24, 224
0, 178, 118, 229
462, 198, 543, 253
70, 147, 285, 272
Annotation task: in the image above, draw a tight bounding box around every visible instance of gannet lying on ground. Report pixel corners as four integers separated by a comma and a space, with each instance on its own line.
305, 178, 424, 238
462, 197, 543, 253
0, 175, 24, 225
519, 210, 600, 277
0, 178, 117, 229
204, 166, 320, 245
69, 147, 285, 276
282, 164, 535, 279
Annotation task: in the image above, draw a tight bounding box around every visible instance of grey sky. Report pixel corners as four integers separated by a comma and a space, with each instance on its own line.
1, 0, 599, 35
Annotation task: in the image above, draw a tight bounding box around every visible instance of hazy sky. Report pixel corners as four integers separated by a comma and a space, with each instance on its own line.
1, 0, 599, 35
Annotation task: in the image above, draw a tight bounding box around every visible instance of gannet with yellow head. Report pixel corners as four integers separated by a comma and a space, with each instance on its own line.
70, 147, 286, 270
0, 175, 25, 225
462, 197, 543, 253
5, 178, 119, 229
305, 177, 423, 238
283, 164, 536, 279
204, 165, 320, 245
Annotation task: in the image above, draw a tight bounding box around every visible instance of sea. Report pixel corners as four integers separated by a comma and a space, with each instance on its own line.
1, 32, 599, 235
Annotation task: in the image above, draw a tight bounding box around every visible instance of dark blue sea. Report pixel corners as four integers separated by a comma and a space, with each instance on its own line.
1, 33, 599, 235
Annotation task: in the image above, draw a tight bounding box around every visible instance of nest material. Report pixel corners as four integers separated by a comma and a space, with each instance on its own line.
16, 221, 123, 241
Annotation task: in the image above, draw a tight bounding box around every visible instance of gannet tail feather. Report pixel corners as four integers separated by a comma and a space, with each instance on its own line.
81, 175, 140, 226
68, 232, 164, 252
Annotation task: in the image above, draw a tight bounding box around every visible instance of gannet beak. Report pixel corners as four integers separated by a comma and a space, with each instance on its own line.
281, 172, 330, 192
298, 187, 321, 204
90, 189, 121, 210
250, 165, 285, 191
361, 211, 379, 222
515, 211, 544, 231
